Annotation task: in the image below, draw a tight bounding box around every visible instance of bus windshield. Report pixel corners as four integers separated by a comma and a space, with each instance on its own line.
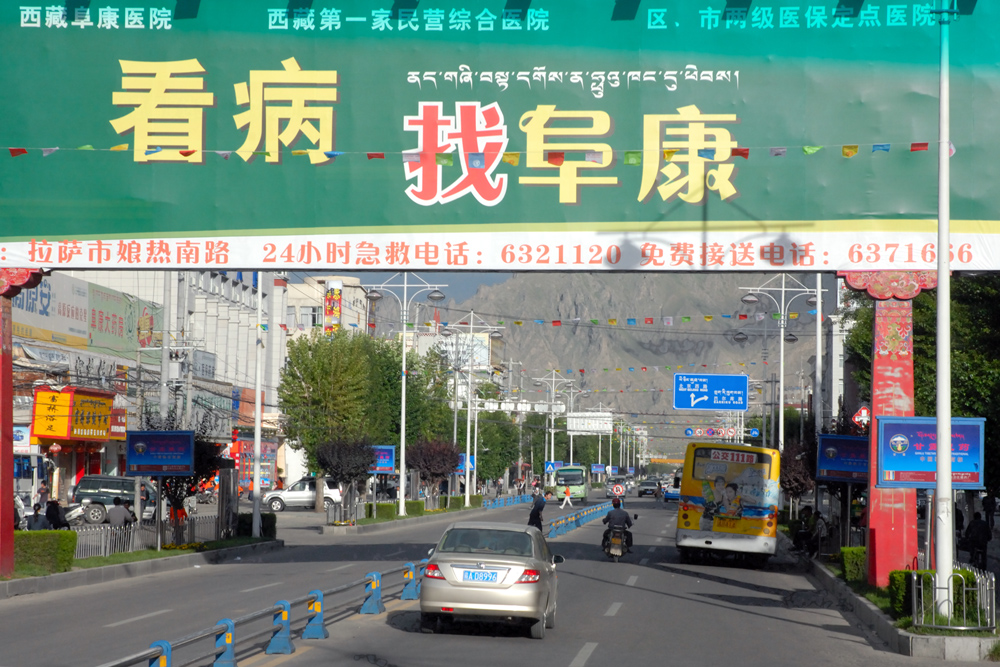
555, 470, 584, 486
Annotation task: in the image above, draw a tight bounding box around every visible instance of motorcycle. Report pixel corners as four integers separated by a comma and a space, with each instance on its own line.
603, 513, 638, 562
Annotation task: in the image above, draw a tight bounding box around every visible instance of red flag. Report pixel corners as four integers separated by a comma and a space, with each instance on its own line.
552, 320, 561, 326
738, 314, 747, 320
910, 142, 929, 152
641, 367, 647, 371
579, 369, 585, 374
547, 151, 565, 166
367, 152, 385, 160
732, 147, 749, 159
9, 148, 27, 157
644, 317, 653, 324
179, 149, 196, 157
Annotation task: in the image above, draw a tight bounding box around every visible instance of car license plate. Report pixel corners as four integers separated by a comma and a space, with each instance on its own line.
462, 570, 498, 583
611, 536, 622, 545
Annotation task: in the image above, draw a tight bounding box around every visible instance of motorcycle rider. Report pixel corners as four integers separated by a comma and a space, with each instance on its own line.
601, 497, 634, 549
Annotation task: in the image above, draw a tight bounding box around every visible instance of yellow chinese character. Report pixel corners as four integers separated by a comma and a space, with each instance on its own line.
518, 105, 616, 204
233, 57, 338, 164
110, 59, 214, 163
639, 104, 738, 204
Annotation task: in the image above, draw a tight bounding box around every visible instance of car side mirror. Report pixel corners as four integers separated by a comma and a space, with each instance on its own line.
552, 554, 565, 564
81, 498, 91, 506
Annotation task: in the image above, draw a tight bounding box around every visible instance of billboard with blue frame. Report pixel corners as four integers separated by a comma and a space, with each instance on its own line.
876, 417, 985, 490
816, 434, 869, 483
125, 431, 194, 475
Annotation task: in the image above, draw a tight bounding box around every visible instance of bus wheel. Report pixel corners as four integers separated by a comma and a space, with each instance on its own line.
677, 547, 690, 564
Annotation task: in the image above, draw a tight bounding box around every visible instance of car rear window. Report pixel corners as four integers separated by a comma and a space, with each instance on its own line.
438, 529, 534, 557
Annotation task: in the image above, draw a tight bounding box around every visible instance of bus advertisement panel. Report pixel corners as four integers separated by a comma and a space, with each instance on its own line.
677, 443, 781, 559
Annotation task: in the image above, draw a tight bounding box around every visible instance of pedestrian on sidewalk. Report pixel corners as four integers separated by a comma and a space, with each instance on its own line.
964, 511, 992, 570
560, 485, 573, 509
528, 491, 552, 533
45, 499, 67, 529
984, 494, 996, 531
26, 503, 51, 530
107, 497, 134, 527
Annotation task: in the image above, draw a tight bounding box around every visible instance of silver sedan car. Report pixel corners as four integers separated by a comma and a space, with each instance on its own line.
419, 521, 565, 639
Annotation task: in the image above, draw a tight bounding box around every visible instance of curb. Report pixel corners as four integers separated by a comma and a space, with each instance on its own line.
0, 539, 285, 601
810, 559, 997, 660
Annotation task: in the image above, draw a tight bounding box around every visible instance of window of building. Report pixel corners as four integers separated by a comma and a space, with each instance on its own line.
300, 306, 322, 328
286, 306, 298, 329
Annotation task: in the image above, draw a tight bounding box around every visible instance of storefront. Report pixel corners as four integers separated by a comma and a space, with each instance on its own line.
30, 385, 115, 501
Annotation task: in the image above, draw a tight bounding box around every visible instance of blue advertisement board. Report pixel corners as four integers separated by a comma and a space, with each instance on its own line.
590, 464, 604, 474
816, 434, 870, 483
370, 445, 396, 474
457, 453, 476, 473
125, 431, 194, 475
627, 467, 635, 475
673, 373, 749, 412
877, 417, 986, 490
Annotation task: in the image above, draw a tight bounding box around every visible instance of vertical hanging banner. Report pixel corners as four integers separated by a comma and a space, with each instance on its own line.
1, 3, 998, 270
323, 282, 342, 334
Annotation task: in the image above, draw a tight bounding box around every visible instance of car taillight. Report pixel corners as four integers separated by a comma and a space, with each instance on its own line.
517, 569, 541, 583
424, 564, 445, 579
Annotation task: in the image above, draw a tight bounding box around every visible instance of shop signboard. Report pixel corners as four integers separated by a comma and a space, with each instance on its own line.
877, 416, 985, 490
816, 434, 869, 483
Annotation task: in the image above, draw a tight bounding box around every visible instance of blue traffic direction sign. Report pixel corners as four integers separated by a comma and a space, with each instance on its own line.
685, 428, 694, 437
672, 373, 749, 412
544, 461, 563, 474
750, 428, 761, 438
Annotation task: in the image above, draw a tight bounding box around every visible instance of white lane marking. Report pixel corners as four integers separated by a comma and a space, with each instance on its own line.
324, 564, 352, 572
604, 602, 623, 617
655, 537, 664, 543
569, 642, 599, 667
105, 609, 172, 627
626, 575, 638, 587
648, 546, 657, 553
660, 529, 668, 534
639, 558, 649, 565
241, 582, 284, 593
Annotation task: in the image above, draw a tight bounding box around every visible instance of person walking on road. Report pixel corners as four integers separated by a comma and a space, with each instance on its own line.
654, 482, 664, 508
964, 511, 992, 570
26, 503, 51, 530
528, 491, 552, 533
983, 495, 996, 531
560, 485, 573, 509
107, 497, 135, 527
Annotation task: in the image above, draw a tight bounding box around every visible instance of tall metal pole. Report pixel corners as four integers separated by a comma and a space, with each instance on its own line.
777, 274, 787, 453
159, 272, 172, 421
398, 273, 409, 516
814, 272, 823, 439
934, 0, 954, 613
464, 311, 474, 507
252, 273, 263, 538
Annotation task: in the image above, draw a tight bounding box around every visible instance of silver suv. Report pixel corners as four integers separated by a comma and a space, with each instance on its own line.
262, 478, 342, 512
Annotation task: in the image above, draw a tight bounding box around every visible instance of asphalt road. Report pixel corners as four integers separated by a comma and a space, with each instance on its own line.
0, 494, 979, 667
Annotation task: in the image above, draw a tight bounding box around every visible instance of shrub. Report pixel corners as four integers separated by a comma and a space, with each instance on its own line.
14, 530, 77, 574
841, 547, 867, 582
236, 512, 277, 539
469, 494, 483, 508
889, 569, 979, 621
405, 500, 424, 517
375, 503, 397, 521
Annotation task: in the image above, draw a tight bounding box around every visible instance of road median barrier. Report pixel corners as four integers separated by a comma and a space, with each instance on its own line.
547, 502, 612, 538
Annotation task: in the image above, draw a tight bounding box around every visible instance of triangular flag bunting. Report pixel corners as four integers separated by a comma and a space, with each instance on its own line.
77, 145, 95, 151
367, 152, 385, 160
732, 147, 749, 159
110, 144, 129, 152
802, 146, 822, 155
624, 151, 641, 165
697, 148, 716, 159
590, 319, 599, 325
42, 148, 59, 157
842, 145, 859, 158
608, 319, 617, 325
552, 320, 561, 326
8, 148, 26, 157
644, 317, 653, 324
324, 151, 343, 159
663, 149, 678, 161
585, 151, 603, 164
502, 152, 520, 166
547, 151, 564, 166
681, 316, 691, 323
769, 147, 786, 157
179, 149, 197, 157
873, 144, 890, 153
144, 147, 162, 156
436, 153, 453, 166
216, 151, 232, 160
402, 152, 420, 162
468, 152, 485, 169
626, 318, 636, 326
291, 150, 308, 156
910, 142, 929, 152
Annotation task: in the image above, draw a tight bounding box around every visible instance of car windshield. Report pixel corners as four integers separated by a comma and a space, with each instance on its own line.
438, 529, 534, 557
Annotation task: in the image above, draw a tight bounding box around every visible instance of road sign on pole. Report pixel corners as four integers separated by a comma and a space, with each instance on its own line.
853, 405, 871, 427
672, 374, 750, 412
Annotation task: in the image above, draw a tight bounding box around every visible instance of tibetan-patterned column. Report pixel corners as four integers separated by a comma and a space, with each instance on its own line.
0, 268, 44, 578
840, 270, 937, 586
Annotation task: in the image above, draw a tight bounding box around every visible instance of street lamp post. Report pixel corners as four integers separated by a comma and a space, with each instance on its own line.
532, 370, 573, 484
365, 273, 446, 517
738, 274, 819, 453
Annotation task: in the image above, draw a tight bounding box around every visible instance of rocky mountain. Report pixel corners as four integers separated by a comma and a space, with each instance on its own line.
444, 272, 832, 455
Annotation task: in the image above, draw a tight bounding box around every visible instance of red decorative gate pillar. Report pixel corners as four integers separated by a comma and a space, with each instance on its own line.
1, 268, 45, 578
841, 270, 937, 586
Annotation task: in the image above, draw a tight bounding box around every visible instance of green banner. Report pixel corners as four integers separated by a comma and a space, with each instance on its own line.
1, 2, 996, 271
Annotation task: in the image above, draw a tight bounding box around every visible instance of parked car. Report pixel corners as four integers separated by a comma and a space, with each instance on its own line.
68, 475, 159, 524
420, 521, 565, 639
262, 477, 342, 512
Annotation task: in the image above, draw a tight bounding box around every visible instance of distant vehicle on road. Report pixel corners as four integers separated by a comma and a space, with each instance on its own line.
420, 521, 565, 639
637, 481, 660, 497
262, 477, 342, 512
663, 471, 682, 502
554, 465, 589, 504
676, 442, 781, 568
605, 476, 629, 498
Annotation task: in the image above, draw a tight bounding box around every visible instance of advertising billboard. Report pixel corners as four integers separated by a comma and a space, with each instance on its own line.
3, 3, 999, 271
125, 430, 195, 475
568, 412, 613, 434
371, 445, 396, 474
877, 417, 985, 490
816, 434, 869, 483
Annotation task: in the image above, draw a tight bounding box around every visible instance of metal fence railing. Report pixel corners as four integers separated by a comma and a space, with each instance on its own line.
911, 565, 997, 631
92, 562, 422, 667
72, 515, 223, 559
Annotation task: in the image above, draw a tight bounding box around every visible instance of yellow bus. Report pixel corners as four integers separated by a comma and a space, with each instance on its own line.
675, 442, 781, 567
